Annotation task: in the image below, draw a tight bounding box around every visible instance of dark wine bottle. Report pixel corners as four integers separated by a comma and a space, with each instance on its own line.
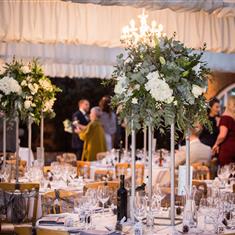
117, 175, 127, 222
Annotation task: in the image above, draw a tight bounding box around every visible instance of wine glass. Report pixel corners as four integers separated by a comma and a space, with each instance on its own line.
86, 189, 98, 229
134, 194, 147, 223
198, 197, 210, 232
97, 185, 110, 217
153, 184, 165, 214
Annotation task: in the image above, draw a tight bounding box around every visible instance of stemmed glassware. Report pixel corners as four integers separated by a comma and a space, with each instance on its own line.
152, 184, 165, 215
134, 194, 147, 224
198, 197, 210, 232
217, 166, 230, 187
86, 189, 98, 229
97, 185, 110, 217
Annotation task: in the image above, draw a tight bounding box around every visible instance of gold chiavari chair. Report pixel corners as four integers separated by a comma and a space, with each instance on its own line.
37, 228, 69, 235
0, 182, 39, 235
94, 169, 114, 181
135, 163, 145, 186
192, 162, 210, 180
43, 166, 51, 175
77, 161, 91, 178
115, 163, 129, 179
41, 190, 80, 216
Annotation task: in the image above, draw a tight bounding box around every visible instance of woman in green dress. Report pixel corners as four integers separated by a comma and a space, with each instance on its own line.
76, 107, 107, 161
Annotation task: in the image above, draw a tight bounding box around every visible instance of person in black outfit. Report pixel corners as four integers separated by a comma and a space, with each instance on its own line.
72, 99, 90, 160
199, 98, 220, 148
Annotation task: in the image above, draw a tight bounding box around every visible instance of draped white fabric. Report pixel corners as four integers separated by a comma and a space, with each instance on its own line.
0, 1, 235, 52
1, 42, 235, 78
0, 0, 235, 78
72, 0, 235, 17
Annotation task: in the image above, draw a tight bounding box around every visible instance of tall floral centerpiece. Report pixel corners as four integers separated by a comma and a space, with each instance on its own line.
0, 58, 61, 179
109, 10, 210, 224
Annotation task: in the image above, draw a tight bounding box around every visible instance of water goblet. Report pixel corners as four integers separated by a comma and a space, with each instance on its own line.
97, 185, 110, 217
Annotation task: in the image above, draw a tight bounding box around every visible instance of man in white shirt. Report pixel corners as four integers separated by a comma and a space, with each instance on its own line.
175, 123, 212, 167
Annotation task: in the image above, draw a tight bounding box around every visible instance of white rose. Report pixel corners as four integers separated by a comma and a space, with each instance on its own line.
192, 84, 206, 98
21, 80, 27, 87
39, 79, 53, 92
134, 84, 140, 90
28, 83, 39, 95
132, 98, 138, 104
22, 65, 30, 74
24, 100, 32, 109
43, 98, 56, 112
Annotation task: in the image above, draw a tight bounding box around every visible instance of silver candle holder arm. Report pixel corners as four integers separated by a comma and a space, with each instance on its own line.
3, 115, 6, 168
170, 122, 175, 225
130, 120, 136, 222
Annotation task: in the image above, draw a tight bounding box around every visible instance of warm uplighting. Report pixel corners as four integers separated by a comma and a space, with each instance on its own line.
120, 9, 165, 47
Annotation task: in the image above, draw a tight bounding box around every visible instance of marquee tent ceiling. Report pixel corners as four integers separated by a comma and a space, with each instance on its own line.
70, 0, 235, 17
0, 0, 235, 78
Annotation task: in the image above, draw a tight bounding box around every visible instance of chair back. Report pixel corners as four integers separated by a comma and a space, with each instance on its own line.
115, 163, 129, 179
94, 169, 114, 181
37, 228, 69, 235
42, 189, 80, 215
192, 162, 210, 180
135, 163, 145, 186
77, 161, 91, 178
0, 182, 39, 225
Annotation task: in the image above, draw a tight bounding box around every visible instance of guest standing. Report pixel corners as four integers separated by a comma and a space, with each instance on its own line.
213, 96, 235, 166
72, 99, 90, 160
199, 98, 220, 147
99, 96, 117, 150
76, 107, 107, 161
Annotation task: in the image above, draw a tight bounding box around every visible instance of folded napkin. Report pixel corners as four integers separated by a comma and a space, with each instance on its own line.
38, 216, 65, 226
77, 230, 121, 235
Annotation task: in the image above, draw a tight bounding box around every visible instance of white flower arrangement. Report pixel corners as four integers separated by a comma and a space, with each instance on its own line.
109, 33, 210, 132
0, 58, 61, 123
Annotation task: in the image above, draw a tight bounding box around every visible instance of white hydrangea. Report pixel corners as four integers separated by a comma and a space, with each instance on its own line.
39, 79, 53, 92
114, 76, 128, 94
0, 76, 22, 95
145, 71, 174, 103
43, 98, 56, 112
192, 84, 206, 98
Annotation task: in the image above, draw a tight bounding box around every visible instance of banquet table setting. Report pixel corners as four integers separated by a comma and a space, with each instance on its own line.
1, 1, 235, 235
1, 150, 235, 235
